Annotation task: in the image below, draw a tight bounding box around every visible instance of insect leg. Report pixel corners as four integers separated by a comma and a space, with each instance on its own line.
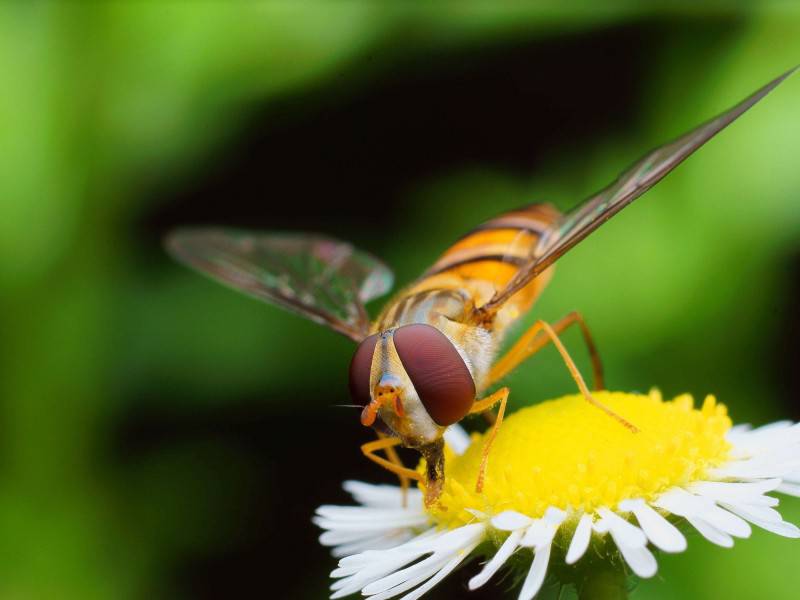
361, 436, 423, 485
491, 319, 637, 432
487, 311, 604, 389
376, 430, 411, 507
544, 320, 637, 432
469, 386, 509, 414
468, 387, 509, 493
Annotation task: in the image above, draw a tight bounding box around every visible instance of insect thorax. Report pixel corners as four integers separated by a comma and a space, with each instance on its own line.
375, 287, 498, 394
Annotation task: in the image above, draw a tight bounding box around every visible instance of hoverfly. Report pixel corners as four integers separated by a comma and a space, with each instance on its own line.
166, 68, 794, 507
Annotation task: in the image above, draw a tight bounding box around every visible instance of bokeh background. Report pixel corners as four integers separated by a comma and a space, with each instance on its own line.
1, 2, 799, 599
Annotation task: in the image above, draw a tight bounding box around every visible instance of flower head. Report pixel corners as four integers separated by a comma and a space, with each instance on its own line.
315, 390, 800, 599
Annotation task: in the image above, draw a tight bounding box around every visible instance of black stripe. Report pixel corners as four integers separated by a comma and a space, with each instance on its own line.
474, 222, 547, 235
425, 254, 527, 276
453, 222, 548, 243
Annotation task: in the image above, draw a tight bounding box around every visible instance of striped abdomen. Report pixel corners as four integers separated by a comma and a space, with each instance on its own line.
376, 203, 561, 333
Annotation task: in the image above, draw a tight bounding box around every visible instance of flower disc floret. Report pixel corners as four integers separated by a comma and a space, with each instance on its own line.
426, 390, 732, 528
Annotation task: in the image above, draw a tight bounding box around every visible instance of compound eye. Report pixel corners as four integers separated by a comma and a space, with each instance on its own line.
393, 324, 475, 426
349, 334, 378, 407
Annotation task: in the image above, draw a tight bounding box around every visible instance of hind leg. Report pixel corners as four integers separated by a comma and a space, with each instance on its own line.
489, 318, 637, 432
488, 311, 604, 389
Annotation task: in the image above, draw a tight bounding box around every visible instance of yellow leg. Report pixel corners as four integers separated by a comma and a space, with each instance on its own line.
361, 436, 423, 484
470, 386, 509, 414
377, 431, 410, 507
488, 311, 604, 389
468, 387, 509, 493
491, 319, 638, 433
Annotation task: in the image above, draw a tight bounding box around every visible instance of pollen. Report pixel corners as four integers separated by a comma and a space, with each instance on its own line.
424, 390, 732, 528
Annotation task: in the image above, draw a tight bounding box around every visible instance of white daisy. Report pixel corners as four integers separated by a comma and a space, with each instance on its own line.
314, 390, 800, 599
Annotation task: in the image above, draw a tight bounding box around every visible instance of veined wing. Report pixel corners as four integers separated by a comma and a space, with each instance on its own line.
479, 66, 796, 314
165, 229, 394, 342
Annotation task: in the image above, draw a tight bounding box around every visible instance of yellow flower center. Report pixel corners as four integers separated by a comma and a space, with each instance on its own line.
425, 390, 732, 528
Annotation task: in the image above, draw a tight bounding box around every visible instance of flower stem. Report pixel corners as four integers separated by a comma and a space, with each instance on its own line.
577, 561, 628, 600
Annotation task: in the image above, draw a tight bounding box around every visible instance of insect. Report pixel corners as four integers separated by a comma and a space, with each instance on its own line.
166, 68, 794, 507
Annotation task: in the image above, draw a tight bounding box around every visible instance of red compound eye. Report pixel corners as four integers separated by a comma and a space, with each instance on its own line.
393, 324, 475, 426
349, 334, 378, 408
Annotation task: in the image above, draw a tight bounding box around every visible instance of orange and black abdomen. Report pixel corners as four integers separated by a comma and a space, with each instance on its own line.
409, 203, 562, 322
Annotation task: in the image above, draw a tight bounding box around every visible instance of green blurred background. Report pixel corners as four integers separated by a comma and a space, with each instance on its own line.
1, 2, 799, 599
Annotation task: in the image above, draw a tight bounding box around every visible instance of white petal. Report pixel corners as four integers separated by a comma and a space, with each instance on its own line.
599, 508, 656, 578
725, 422, 800, 454
335, 532, 455, 597
654, 487, 712, 517
711, 455, 800, 479
492, 510, 533, 531
336, 530, 440, 572
316, 505, 428, 526
519, 543, 552, 600
687, 516, 734, 547
397, 544, 480, 600
443, 424, 471, 456
616, 544, 658, 579
721, 502, 800, 538
742, 518, 800, 538
520, 519, 548, 548
332, 556, 417, 596
726, 423, 753, 440
469, 529, 524, 590
425, 523, 486, 554
720, 501, 783, 524
333, 555, 411, 581
316, 505, 414, 520
331, 582, 361, 599
592, 518, 609, 534
314, 514, 427, 532
597, 508, 647, 548
333, 568, 396, 600
565, 514, 593, 564
658, 485, 754, 539
363, 553, 451, 595
322, 528, 383, 545
343, 480, 421, 508
729, 422, 800, 455
543, 507, 567, 524
778, 482, 800, 497
332, 537, 408, 558
521, 519, 559, 550
688, 479, 781, 502
696, 505, 751, 539
619, 499, 687, 553
365, 550, 466, 600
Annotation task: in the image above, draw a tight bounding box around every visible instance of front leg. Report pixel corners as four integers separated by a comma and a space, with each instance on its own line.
469, 387, 509, 493
361, 436, 422, 484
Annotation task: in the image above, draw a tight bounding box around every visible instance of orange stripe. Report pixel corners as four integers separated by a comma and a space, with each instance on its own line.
445, 228, 538, 253
445, 260, 519, 285
429, 229, 540, 276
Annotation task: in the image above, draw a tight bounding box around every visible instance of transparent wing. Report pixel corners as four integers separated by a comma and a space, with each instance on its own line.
480, 66, 796, 313
165, 229, 394, 341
